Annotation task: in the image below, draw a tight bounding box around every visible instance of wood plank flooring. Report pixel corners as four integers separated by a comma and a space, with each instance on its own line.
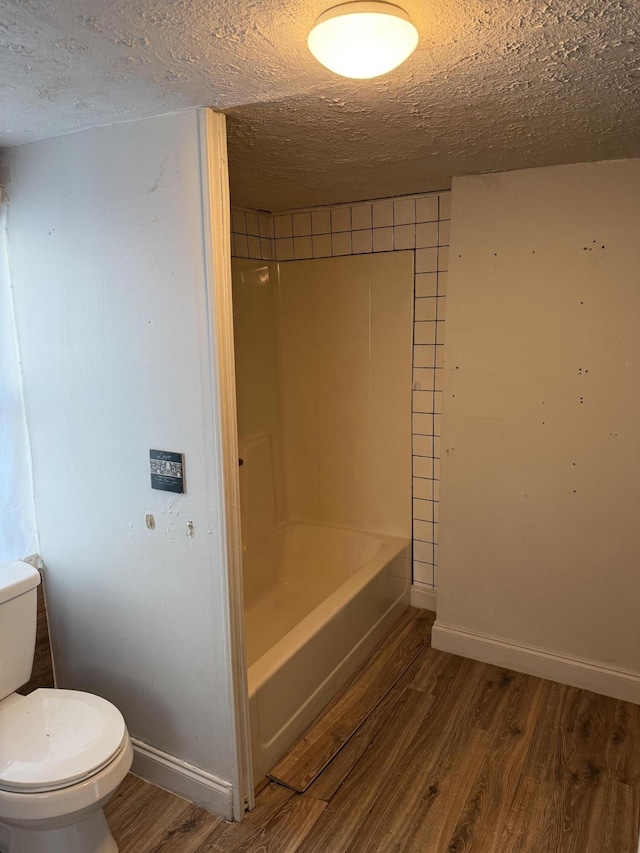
270, 608, 436, 792
106, 608, 640, 852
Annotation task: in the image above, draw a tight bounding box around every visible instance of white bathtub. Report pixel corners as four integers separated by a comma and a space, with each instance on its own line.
245, 521, 410, 781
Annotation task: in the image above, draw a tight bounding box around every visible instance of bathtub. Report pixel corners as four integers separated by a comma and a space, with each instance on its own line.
245, 521, 410, 782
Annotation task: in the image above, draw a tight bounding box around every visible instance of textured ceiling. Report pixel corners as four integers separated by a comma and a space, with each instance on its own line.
1, 0, 639, 210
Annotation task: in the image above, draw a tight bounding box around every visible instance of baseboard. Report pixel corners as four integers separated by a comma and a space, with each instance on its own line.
411, 583, 437, 612
131, 738, 235, 820
432, 622, 640, 705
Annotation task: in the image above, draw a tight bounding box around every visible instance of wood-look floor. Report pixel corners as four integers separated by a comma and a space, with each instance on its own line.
106, 608, 640, 852
270, 607, 435, 792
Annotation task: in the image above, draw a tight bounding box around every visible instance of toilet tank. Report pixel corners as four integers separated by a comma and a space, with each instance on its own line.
0, 561, 41, 700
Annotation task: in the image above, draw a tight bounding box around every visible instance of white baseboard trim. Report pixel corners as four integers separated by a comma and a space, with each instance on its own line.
411, 583, 437, 612
131, 738, 234, 820
432, 622, 640, 704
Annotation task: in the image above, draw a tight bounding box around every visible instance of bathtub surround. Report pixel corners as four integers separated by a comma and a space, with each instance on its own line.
434, 159, 640, 703
4, 110, 249, 818
231, 191, 451, 609
233, 251, 413, 779
234, 252, 414, 547
278, 254, 412, 536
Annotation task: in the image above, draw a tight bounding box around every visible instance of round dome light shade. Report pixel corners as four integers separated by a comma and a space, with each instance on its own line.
308, 2, 419, 79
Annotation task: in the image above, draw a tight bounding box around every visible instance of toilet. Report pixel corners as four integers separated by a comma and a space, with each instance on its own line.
0, 561, 133, 853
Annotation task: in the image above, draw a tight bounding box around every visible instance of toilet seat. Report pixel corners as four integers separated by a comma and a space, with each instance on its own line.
0, 689, 127, 794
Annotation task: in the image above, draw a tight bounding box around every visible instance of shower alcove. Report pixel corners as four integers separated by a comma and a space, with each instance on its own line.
232, 251, 414, 781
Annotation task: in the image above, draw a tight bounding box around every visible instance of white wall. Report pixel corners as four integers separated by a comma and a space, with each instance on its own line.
434, 159, 640, 702
0, 199, 38, 560
5, 110, 244, 815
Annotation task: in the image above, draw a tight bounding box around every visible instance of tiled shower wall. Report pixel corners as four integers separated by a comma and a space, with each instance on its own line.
230, 191, 451, 593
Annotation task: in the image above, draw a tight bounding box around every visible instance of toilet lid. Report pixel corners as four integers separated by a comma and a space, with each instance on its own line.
0, 689, 127, 793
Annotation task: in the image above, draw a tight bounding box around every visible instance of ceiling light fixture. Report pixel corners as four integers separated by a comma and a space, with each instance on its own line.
308, 1, 419, 79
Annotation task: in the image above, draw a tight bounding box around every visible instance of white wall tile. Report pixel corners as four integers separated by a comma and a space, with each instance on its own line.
260, 237, 272, 260
248, 236, 261, 258
274, 214, 293, 238
412, 370, 435, 393
413, 456, 433, 478
394, 198, 415, 225
438, 220, 451, 246
246, 211, 260, 236
331, 207, 351, 233
312, 209, 332, 234
416, 222, 438, 248
351, 204, 372, 230
412, 412, 434, 434
413, 561, 434, 586
415, 272, 438, 297
413, 499, 434, 522
416, 247, 438, 273
439, 193, 452, 220
352, 230, 373, 254
415, 298, 437, 321
231, 208, 247, 233
293, 211, 312, 237
413, 434, 433, 456
275, 237, 294, 260
372, 201, 393, 227
438, 246, 450, 271
414, 540, 434, 563
416, 196, 439, 223
414, 322, 437, 345
233, 233, 248, 258
413, 344, 437, 367
413, 435, 435, 466
332, 231, 352, 255
437, 271, 449, 296
294, 235, 313, 259
373, 227, 393, 252
394, 224, 415, 250
414, 520, 435, 543
259, 213, 272, 238
312, 234, 332, 258
413, 390, 434, 413
413, 478, 433, 501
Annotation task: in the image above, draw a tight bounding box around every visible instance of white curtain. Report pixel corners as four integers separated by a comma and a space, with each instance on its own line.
0, 200, 37, 560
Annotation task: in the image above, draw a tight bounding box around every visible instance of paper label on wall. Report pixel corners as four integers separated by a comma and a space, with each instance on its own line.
150, 450, 184, 493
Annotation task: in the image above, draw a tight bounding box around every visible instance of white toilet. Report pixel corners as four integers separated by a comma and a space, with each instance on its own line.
0, 561, 133, 853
